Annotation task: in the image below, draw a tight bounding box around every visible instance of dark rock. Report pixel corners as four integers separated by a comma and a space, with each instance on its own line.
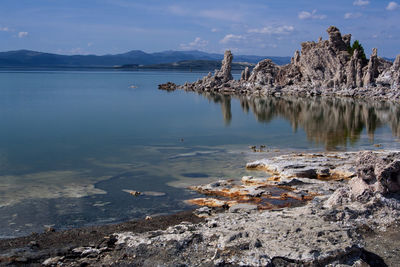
158, 82, 177, 91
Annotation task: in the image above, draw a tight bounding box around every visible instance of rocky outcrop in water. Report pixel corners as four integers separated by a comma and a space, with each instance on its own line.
158, 81, 177, 91
178, 50, 242, 94
175, 26, 400, 101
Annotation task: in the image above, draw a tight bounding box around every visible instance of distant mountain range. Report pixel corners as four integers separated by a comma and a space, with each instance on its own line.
0, 49, 291, 69
116, 60, 255, 71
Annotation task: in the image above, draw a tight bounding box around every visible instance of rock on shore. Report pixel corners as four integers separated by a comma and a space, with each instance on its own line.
1, 151, 399, 266
161, 26, 400, 101
109, 151, 400, 266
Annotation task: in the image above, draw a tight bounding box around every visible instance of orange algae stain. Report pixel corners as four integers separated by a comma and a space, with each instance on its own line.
267, 176, 280, 182
186, 198, 237, 208
186, 186, 315, 209
190, 188, 250, 199
329, 171, 355, 180
242, 179, 268, 185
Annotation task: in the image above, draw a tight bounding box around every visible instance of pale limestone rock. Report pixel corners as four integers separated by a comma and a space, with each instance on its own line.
181, 50, 235, 93
394, 55, 400, 88
352, 151, 400, 197
240, 66, 250, 81
327, 26, 349, 52
215, 50, 233, 83
363, 48, 379, 86
173, 26, 398, 100
248, 59, 279, 86
376, 55, 398, 88
293, 50, 300, 65
346, 49, 364, 88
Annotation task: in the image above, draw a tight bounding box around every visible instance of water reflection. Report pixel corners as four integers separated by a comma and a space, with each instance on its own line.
205, 94, 232, 125
201, 93, 400, 150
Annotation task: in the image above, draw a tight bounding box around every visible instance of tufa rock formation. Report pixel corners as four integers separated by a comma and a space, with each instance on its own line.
352, 151, 400, 197
174, 26, 400, 101
240, 66, 250, 81
215, 50, 233, 82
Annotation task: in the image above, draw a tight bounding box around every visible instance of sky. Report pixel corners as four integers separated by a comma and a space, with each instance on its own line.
0, 0, 399, 57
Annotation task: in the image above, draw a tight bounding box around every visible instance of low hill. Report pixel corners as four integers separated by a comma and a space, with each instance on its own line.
0, 49, 291, 68
116, 60, 254, 71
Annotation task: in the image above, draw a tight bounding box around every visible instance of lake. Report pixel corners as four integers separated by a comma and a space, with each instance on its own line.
1, 70, 400, 238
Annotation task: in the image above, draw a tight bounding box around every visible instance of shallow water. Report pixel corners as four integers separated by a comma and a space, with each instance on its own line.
1, 70, 399, 238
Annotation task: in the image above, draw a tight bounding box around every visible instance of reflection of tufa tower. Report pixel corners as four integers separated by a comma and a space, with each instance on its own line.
202, 93, 232, 125
220, 96, 232, 125
203, 94, 400, 150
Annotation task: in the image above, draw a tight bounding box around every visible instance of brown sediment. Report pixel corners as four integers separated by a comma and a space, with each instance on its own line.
247, 164, 353, 181
188, 179, 313, 210
186, 198, 237, 208
186, 195, 295, 211
267, 176, 280, 181
188, 186, 250, 198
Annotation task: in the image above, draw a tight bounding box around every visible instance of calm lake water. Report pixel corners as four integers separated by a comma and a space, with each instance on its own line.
1, 70, 400, 238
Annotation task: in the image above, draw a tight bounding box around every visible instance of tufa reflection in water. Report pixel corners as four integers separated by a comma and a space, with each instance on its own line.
200, 93, 400, 150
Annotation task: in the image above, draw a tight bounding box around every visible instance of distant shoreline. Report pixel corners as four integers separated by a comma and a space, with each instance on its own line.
0, 62, 253, 72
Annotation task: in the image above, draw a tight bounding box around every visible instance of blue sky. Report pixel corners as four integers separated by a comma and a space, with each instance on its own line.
0, 0, 399, 57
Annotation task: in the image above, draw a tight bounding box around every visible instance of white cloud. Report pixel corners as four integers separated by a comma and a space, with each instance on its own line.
180, 37, 209, 50
248, 25, 294, 34
18, 31, 28, 38
211, 28, 218, 32
0, 27, 10, 32
344, 12, 362, 19
219, 34, 244, 44
298, 10, 327, 20
353, 0, 370, 6
87, 42, 93, 47
386, 1, 399, 10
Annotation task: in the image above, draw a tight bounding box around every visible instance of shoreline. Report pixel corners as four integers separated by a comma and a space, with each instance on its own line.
1, 150, 399, 266
0, 210, 204, 266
